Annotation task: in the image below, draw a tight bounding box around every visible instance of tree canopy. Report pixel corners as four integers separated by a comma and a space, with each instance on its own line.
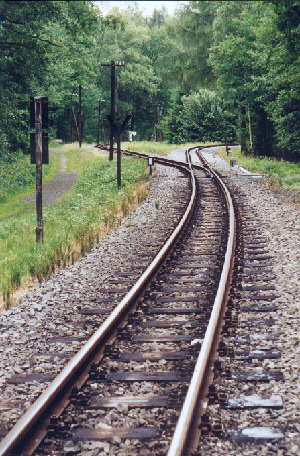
0, 1, 299, 160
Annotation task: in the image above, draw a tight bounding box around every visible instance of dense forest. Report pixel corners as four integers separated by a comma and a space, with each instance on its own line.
0, 1, 299, 160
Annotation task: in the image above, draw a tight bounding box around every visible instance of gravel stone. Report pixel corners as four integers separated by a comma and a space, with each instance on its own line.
0, 164, 188, 435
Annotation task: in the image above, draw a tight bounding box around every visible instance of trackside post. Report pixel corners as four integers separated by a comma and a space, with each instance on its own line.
30, 96, 48, 243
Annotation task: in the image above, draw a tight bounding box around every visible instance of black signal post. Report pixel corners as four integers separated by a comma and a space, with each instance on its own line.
101, 60, 125, 160
30, 96, 48, 243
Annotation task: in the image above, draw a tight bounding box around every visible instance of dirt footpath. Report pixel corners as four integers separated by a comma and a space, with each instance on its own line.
24, 149, 78, 207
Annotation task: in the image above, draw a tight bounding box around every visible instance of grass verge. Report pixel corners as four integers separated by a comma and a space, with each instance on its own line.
0, 145, 148, 310
0, 144, 61, 219
217, 146, 300, 192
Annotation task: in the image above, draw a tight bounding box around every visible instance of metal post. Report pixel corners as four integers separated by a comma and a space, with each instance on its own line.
78, 84, 82, 148
107, 113, 131, 189
116, 124, 121, 188
35, 98, 43, 243
110, 61, 115, 161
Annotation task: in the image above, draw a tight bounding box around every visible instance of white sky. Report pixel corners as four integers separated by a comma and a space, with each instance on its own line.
96, 1, 189, 17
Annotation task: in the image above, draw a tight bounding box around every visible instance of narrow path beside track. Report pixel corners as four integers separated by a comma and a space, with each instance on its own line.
22, 149, 78, 209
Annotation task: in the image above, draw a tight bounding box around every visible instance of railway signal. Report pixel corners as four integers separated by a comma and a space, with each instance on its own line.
29, 96, 49, 243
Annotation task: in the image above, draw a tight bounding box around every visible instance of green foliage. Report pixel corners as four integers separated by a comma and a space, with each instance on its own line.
219, 146, 300, 191
209, 1, 300, 159
0, 0, 102, 155
179, 90, 236, 143
0, 150, 148, 294
1, 1, 299, 160
0, 148, 58, 208
165, 1, 217, 91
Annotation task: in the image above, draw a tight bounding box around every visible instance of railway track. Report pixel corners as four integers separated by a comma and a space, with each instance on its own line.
0, 147, 286, 456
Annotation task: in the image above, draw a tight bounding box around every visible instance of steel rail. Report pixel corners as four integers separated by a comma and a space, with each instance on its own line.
167, 149, 236, 456
0, 156, 196, 456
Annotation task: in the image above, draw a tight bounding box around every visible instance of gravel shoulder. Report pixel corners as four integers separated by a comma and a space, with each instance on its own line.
198, 147, 300, 456
0, 164, 188, 436
0, 148, 298, 454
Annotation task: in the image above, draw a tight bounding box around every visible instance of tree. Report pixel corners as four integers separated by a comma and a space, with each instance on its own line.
209, 1, 300, 159
171, 89, 236, 143
0, 0, 104, 155
165, 1, 217, 92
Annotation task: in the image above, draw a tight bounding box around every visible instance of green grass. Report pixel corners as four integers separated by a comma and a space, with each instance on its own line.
61, 143, 103, 173
218, 146, 300, 192
0, 145, 61, 218
0, 145, 148, 304
121, 141, 202, 156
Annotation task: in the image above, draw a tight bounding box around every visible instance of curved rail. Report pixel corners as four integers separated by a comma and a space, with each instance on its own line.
167, 148, 236, 456
0, 156, 196, 456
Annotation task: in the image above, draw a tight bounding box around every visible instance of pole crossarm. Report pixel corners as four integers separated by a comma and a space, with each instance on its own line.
106, 114, 132, 188
100, 62, 125, 67
107, 114, 132, 134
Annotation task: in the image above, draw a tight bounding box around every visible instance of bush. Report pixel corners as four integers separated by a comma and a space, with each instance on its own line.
167, 89, 237, 143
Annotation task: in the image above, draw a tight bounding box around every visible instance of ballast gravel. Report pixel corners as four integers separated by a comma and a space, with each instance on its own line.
195, 147, 300, 456
0, 147, 299, 456
0, 164, 188, 436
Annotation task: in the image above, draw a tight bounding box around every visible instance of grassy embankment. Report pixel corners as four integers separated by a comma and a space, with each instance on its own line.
0, 142, 148, 309
218, 146, 300, 194
0, 149, 61, 219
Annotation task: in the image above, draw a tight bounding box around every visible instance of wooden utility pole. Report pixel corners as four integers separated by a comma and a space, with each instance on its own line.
30, 97, 48, 243
116, 125, 121, 187
248, 105, 255, 155
101, 60, 125, 160
110, 63, 115, 160
155, 103, 163, 142
240, 104, 247, 154
70, 94, 78, 142
155, 103, 158, 142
